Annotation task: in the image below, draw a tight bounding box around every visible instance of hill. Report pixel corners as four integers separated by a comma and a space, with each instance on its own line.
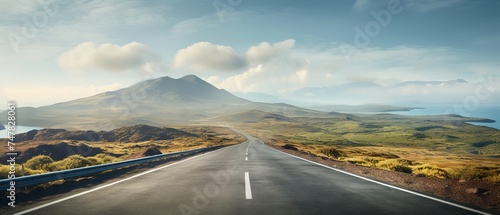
11, 125, 196, 142
214, 110, 294, 123
0, 75, 320, 130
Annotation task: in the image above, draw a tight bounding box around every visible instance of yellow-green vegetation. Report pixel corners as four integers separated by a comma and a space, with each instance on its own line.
0, 153, 121, 178
0, 126, 244, 178
237, 111, 500, 182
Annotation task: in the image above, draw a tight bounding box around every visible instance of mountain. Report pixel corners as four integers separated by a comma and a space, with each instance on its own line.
391, 79, 469, 87
0, 75, 322, 130
46, 75, 248, 109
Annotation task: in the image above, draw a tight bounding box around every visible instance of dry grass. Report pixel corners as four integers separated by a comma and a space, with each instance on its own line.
242, 119, 500, 182
0, 126, 245, 178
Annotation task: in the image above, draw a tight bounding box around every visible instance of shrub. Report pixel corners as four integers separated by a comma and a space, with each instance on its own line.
345, 157, 369, 166
318, 147, 345, 159
25, 155, 55, 171
412, 164, 449, 179
93, 154, 118, 163
87, 154, 119, 165
344, 157, 381, 167
485, 173, 500, 183
453, 166, 489, 180
0, 164, 45, 178
54, 155, 92, 170
376, 159, 413, 173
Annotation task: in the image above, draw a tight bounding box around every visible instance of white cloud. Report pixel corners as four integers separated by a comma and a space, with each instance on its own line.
351, 0, 461, 12
0, 0, 40, 17
351, 0, 374, 11
405, 0, 462, 12
170, 17, 216, 35
172, 42, 246, 72
58, 42, 163, 73
207, 64, 265, 92
290, 69, 309, 84
246, 39, 295, 66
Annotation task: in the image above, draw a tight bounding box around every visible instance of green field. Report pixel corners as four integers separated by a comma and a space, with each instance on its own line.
229, 111, 500, 182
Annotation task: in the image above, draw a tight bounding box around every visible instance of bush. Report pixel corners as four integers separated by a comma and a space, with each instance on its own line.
376, 159, 413, 173
54, 155, 92, 170
93, 154, 118, 163
25, 155, 55, 171
87, 154, 119, 165
344, 157, 381, 167
412, 164, 449, 179
485, 173, 500, 183
318, 147, 345, 159
0, 164, 45, 178
453, 166, 489, 180
345, 157, 369, 166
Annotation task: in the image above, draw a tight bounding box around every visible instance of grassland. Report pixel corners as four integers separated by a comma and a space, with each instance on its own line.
228, 111, 500, 182
0, 126, 244, 178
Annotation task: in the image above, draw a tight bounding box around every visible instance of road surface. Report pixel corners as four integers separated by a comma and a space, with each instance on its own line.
8, 135, 488, 215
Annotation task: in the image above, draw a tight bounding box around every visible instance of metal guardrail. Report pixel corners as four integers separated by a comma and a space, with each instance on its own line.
0, 146, 221, 190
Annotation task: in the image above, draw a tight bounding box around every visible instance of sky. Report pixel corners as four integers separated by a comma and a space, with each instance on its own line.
0, 0, 499, 107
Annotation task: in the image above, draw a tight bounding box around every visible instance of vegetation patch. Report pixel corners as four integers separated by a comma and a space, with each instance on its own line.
375, 159, 415, 173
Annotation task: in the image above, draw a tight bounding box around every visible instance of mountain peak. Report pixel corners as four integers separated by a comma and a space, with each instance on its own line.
180, 74, 204, 83
450, 79, 468, 84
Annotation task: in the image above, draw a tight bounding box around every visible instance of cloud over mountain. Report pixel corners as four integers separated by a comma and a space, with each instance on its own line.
58, 42, 163, 73
172, 42, 246, 72
246, 39, 295, 66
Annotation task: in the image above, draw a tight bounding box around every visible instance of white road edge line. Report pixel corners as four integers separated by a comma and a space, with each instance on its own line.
270, 147, 491, 215
245, 172, 252, 199
14, 150, 221, 215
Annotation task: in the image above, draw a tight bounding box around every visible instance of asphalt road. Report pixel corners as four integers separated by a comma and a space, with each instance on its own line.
8, 135, 489, 215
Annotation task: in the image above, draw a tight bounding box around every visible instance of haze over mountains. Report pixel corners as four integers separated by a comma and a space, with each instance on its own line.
234, 79, 498, 106
0, 75, 321, 130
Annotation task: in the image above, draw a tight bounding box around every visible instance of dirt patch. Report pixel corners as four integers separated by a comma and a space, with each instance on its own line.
267, 142, 500, 214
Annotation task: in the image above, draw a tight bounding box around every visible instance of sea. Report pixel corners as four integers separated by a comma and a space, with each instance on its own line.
391, 105, 500, 130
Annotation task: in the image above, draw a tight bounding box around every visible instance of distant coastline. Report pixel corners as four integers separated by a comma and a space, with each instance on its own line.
392, 105, 500, 130
309, 104, 421, 113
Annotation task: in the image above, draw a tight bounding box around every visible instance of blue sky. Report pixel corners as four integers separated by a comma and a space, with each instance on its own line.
0, 0, 499, 107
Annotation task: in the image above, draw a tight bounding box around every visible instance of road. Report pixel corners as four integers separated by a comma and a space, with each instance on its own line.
8, 135, 489, 215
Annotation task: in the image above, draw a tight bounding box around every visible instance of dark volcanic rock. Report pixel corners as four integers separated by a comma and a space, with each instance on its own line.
126, 146, 163, 159
282, 144, 298, 151
142, 147, 162, 157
